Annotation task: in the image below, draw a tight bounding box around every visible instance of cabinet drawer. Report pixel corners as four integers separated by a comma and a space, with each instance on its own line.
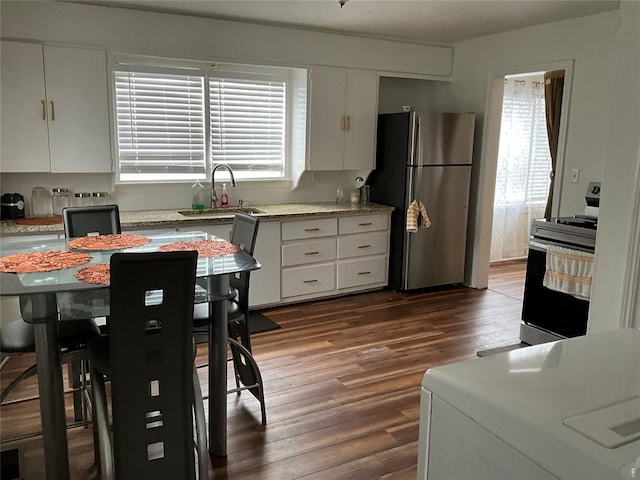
282, 263, 336, 298
337, 232, 388, 259
282, 238, 336, 267
282, 217, 337, 241
339, 214, 388, 235
337, 255, 387, 289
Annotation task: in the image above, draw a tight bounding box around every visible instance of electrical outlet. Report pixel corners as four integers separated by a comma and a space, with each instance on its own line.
571, 168, 580, 184
311, 172, 319, 183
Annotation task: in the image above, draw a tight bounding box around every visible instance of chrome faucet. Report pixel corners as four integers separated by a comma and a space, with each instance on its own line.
210, 163, 237, 207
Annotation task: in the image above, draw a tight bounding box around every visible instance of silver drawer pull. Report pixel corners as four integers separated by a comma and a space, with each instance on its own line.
304, 228, 320, 232
305, 251, 320, 255
358, 245, 371, 249
358, 271, 371, 275
303, 279, 318, 284
358, 222, 373, 226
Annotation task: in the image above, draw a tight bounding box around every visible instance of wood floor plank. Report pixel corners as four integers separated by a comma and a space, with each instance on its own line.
1, 263, 525, 479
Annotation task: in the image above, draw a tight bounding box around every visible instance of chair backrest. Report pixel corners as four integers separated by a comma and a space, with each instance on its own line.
108, 251, 198, 479
230, 213, 260, 309
231, 212, 260, 256
62, 205, 121, 238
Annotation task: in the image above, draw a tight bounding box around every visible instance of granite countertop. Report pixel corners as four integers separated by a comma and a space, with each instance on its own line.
0, 202, 394, 235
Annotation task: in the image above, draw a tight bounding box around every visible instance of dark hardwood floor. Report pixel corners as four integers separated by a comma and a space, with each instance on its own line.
0, 262, 525, 479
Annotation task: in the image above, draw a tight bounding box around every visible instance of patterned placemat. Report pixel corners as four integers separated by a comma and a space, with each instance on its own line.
0, 251, 91, 273
68, 234, 151, 251
158, 239, 240, 257
75, 263, 110, 285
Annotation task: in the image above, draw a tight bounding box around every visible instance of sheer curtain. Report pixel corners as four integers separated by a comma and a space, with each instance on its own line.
491, 74, 552, 262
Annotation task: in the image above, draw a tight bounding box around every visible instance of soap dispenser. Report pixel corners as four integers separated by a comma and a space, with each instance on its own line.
220, 183, 229, 208
191, 180, 205, 210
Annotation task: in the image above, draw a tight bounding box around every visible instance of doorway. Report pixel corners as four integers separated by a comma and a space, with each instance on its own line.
469, 60, 573, 289
490, 72, 551, 263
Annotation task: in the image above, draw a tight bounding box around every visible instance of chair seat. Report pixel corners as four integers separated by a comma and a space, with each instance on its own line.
192, 301, 241, 327
1, 318, 100, 352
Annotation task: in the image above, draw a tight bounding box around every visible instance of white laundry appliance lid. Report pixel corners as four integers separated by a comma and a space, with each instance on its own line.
423, 328, 640, 480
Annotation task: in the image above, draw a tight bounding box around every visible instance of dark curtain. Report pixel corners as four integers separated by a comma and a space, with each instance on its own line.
543, 70, 565, 219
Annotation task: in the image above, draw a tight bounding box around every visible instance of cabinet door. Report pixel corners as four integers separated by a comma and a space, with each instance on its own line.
0, 41, 50, 172
307, 67, 346, 171
249, 220, 281, 307
344, 70, 378, 170
44, 46, 112, 173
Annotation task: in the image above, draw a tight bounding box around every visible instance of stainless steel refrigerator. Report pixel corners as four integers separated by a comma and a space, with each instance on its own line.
368, 111, 476, 290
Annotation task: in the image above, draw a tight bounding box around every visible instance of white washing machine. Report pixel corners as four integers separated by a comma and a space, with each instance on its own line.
417, 328, 640, 479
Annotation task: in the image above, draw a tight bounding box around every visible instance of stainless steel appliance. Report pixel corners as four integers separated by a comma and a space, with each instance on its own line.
368, 111, 476, 290
521, 183, 600, 345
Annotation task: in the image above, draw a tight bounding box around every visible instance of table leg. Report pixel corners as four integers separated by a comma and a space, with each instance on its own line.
30, 293, 71, 480
207, 274, 230, 456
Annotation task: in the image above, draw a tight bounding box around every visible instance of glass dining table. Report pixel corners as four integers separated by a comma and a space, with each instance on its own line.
0, 230, 260, 480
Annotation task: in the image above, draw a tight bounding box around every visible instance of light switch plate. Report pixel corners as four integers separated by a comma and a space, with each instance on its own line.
571, 168, 580, 183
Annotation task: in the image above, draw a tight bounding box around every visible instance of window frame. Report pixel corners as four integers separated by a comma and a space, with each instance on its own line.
109, 54, 295, 184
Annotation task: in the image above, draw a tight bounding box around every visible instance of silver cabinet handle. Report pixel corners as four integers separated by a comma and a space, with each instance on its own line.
358, 245, 371, 249
305, 251, 320, 255
304, 227, 320, 232
303, 279, 318, 284
358, 271, 371, 275
358, 222, 372, 226
49, 101, 55, 121
40, 100, 46, 120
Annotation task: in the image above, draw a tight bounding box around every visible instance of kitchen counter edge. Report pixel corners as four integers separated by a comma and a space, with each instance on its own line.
0, 203, 395, 236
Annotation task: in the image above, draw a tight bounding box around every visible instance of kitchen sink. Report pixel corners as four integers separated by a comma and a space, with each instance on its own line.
177, 207, 265, 217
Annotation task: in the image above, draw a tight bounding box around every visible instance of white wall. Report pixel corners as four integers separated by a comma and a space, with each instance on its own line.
588, 0, 640, 332
378, 77, 440, 113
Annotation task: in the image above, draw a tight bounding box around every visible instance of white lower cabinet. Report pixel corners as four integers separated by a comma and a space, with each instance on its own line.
281, 212, 390, 302
281, 263, 336, 298
337, 255, 387, 289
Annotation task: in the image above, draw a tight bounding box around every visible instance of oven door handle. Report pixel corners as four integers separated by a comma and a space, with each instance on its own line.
529, 240, 549, 252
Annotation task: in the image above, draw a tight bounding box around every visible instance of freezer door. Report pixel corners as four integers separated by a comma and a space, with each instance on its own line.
403, 165, 472, 289
414, 112, 475, 166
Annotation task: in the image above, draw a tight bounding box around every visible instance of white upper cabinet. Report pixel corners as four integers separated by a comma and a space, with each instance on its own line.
1, 41, 50, 172
306, 66, 379, 171
1, 41, 112, 173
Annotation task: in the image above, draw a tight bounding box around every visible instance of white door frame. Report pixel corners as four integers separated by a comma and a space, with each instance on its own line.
469, 59, 575, 289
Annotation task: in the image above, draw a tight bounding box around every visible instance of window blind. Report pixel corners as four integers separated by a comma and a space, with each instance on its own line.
210, 77, 286, 179
115, 71, 206, 179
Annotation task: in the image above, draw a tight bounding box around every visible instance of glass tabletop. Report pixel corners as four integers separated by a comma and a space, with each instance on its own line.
0, 230, 260, 297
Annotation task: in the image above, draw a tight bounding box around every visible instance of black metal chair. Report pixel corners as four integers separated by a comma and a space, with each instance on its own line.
193, 212, 267, 425
0, 300, 101, 413
62, 204, 121, 237
0, 206, 122, 418
88, 251, 208, 480
193, 211, 260, 351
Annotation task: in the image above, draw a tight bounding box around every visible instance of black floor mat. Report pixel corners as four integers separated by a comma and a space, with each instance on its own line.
248, 311, 280, 334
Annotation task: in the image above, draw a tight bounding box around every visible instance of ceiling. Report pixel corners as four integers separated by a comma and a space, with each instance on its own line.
70, 0, 620, 44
